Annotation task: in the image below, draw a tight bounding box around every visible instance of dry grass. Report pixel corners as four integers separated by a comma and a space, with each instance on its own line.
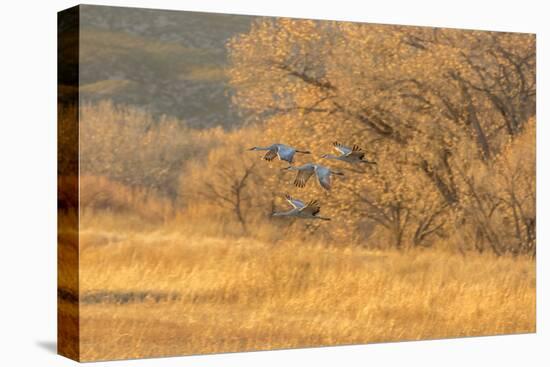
74, 219, 536, 361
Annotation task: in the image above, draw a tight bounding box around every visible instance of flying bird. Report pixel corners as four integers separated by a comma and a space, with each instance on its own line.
282, 163, 344, 191
321, 142, 376, 164
248, 144, 311, 164
272, 194, 330, 220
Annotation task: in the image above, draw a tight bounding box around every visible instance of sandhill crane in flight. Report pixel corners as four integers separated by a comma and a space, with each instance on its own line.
282, 163, 344, 191
248, 144, 311, 164
321, 142, 376, 164
272, 194, 331, 220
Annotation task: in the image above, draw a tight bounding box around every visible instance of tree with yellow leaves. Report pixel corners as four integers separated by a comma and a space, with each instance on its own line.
226, 18, 535, 253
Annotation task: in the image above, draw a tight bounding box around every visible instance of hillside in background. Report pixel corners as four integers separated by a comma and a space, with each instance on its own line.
78, 5, 254, 128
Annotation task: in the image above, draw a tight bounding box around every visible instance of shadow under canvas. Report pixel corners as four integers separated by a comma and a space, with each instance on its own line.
36, 340, 57, 355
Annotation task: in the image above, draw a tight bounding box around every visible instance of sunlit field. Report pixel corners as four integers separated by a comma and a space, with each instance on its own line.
64, 215, 535, 361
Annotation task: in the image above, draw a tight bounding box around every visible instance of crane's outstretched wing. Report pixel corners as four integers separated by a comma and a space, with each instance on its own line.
263, 147, 278, 161
300, 200, 321, 216
318, 174, 331, 190
348, 144, 366, 159
334, 142, 366, 159
333, 141, 352, 156
294, 167, 315, 188
315, 166, 332, 190
284, 194, 305, 209
277, 145, 296, 163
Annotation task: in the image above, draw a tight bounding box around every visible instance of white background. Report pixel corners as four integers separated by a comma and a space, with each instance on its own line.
0, 0, 547, 365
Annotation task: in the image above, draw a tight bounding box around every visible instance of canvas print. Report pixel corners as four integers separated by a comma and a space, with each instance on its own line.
58, 5, 536, 362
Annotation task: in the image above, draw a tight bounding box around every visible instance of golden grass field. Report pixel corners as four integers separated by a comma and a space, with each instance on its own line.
65, 218, 536, 361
